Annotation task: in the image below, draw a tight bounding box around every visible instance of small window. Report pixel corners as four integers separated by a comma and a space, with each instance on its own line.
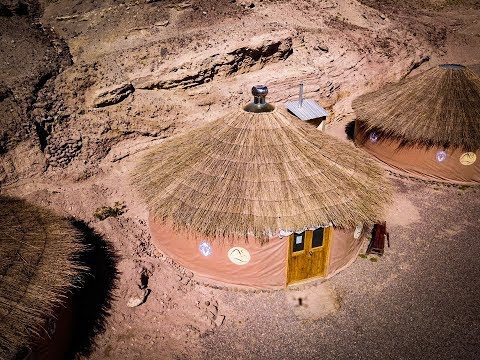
312, 227, 324, 248
293, 232, 305, 252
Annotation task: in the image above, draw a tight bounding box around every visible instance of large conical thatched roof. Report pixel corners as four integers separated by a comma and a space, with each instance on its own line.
133, 106, 391, 241
352, 65, 480, 151
0, 196, 85, 359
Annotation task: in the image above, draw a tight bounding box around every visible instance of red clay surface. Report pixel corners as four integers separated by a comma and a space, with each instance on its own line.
1, 0, 480, 359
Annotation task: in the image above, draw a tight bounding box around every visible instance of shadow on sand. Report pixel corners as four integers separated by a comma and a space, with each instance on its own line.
67, 220, 120, 359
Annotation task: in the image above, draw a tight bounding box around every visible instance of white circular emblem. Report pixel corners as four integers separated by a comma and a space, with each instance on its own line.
369, 132, 379, 143
354, 223, 364, 240
436, 150, 447, 162
459, 152, 476, 166
227, 247, 251, 265
199, 241, 212, 257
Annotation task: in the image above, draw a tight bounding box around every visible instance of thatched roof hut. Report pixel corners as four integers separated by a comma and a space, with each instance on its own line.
134, 86, 391, 288
352, 64, 480, 184
0, 196, 85, 359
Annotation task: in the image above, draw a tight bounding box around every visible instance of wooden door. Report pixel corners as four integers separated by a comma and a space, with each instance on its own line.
287, 226, 332, 285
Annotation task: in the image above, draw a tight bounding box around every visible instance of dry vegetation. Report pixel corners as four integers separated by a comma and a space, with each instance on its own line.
0, 196, 85, 359
0, 0, 479, 358
352, 65, 480, 150
93, 201, 126, 221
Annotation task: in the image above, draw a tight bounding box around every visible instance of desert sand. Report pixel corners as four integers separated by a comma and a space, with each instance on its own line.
1, 0, 479, 359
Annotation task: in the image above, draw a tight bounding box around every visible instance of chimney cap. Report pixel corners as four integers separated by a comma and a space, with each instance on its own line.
243, 84, 275, 113
252, 85, 268, 97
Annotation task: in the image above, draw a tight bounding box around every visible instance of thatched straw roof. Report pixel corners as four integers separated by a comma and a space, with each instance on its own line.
133, 107, 391, 242
469, 64, 480, 77
352, 65, 480, 151
0, 196, 85, 359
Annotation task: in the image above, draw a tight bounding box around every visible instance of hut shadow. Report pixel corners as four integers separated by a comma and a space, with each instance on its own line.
67, 220, 120, 359
345, 120, 355, 141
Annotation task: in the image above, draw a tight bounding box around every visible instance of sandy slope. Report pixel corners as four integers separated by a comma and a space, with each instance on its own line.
1, 0, 480, 359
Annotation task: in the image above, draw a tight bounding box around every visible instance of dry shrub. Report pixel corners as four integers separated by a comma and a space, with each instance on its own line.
93, 202, 126, 221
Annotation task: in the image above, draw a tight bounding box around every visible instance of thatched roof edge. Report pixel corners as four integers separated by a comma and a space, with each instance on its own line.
132, 108, 392, 242
0, 196, 87, 359
352, 65, 480, 151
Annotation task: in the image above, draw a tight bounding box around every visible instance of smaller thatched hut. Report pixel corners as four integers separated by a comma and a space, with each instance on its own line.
133, 86, 391, 289
0, 196, 85, 360
352, 64, 480, 184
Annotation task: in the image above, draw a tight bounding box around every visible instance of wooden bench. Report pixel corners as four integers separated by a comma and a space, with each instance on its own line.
366, 221, 390, 256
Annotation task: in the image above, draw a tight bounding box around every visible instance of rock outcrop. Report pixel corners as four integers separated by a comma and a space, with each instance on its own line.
0, 0, 71, 154
92, 83, 135, 108
136, 36, 293, 90
44, 134, 82, 168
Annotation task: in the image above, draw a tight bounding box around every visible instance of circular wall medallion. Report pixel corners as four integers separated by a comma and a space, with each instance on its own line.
459, 152, 476, 166
227, 247, 251, 265
436, 150, 447, 162
354, 223, 364, 240
199, 241, 212, 257
369, 132, 379, 143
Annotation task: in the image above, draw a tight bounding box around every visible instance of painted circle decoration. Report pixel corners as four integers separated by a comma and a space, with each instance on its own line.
199, 241, 212, 257
354, 223, 364, 240
369, 132, 379, 143
459, 152, 476, 166
227, 247, 251, 265
436, 150, 447, 162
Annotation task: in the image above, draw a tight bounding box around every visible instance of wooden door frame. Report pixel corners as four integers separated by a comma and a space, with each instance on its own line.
286, 226, 333, 285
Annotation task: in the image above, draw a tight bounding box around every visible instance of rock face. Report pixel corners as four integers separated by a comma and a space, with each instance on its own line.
92, 83, 135, 108
44, 135, 82, 168
0, 0, 71, 154
0, 140, 46, 185
136, 36, 294, 90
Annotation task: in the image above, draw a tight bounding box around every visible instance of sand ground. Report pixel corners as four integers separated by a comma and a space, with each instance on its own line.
1, 0, 480, 359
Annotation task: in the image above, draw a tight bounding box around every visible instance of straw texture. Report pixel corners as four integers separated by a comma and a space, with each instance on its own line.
0, 196, 85, 359
133, 108, 391, 242
352, 65, 480, 151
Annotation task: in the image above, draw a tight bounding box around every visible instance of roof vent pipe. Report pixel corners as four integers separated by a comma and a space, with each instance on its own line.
253, 85, 268, 104
243, 85, 275, 113
298, 83, 304, 107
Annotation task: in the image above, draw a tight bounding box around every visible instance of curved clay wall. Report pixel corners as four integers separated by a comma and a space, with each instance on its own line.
149, 217, 288, 289
355, 122, 480, 185
149, 217, 364, 289
327, 228, 364, 277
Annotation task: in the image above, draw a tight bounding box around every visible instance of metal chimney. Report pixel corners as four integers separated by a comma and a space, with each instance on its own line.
253, 85, 268, 104
298, 83, 304, 107
243, 85, 275, 113
285, 82, 328, 123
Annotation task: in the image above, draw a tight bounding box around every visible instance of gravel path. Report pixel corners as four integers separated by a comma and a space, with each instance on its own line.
201, 179, 480, 359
